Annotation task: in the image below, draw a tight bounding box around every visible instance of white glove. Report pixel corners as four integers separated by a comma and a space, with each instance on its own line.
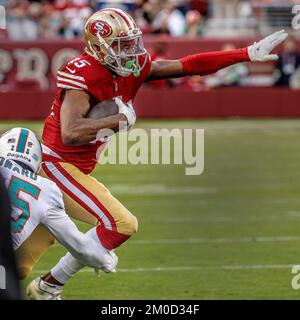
114, 97, 136, 130
247, 29, 288, 62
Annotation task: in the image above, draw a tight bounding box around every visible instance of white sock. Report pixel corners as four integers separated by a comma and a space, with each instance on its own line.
50, 253, 84, 284
39, 278, 63, 291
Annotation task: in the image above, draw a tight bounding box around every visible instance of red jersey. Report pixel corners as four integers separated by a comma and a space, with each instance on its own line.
42, 52, 151, 174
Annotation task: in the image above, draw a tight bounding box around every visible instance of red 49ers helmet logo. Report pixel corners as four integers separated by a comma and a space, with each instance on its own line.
89, 20, 113, 38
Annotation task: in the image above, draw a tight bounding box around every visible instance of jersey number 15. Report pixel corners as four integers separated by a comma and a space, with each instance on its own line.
8, 176, 41, 233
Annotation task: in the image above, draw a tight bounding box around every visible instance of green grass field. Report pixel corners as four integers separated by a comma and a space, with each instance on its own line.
2, 119, 300, 299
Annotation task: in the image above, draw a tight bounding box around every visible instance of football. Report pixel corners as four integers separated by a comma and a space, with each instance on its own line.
87, 99, 119, 119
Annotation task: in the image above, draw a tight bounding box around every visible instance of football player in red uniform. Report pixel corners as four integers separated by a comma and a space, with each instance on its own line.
21, 8, 287, 298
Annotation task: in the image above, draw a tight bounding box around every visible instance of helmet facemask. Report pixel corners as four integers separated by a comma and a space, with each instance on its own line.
104, 32, 147, 77
87, 28, 147, 77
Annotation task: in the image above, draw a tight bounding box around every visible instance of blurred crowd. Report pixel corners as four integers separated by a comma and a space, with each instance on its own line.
2, 0, 300, 90
147, 35, 300, 90
3, 0, 206, 40
3, 0, 299, 40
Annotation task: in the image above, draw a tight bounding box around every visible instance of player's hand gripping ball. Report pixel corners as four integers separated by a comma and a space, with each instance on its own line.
87, 98, 136, 142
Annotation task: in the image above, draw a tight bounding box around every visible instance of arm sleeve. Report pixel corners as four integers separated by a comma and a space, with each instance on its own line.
43, 207, 116, 270
43, 206, 87, 255
46, 181, 65, 210
180, 48, 250, 76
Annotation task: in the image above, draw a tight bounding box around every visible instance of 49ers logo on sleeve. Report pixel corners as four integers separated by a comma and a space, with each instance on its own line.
89, 21, 113, 38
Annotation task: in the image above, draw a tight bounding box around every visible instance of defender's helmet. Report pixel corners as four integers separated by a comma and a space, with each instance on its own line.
84, 8, 148, 77
0, 128, 42, 173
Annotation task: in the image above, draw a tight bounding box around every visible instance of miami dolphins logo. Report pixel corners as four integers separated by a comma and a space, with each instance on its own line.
90, 21, 113, 38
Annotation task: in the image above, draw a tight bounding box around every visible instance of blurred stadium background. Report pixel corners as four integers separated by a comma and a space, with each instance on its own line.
2, 0, 300, 299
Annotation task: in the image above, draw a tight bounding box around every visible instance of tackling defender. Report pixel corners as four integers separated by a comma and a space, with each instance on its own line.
0, 128, 117, 300
21, 8, 287, 298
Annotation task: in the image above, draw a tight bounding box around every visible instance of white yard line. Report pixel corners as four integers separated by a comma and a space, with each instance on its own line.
109, 184, 217, 195
51, 235, 300, 249
141, 215, 285, 223
31, 264, 295, 275
128, 236, 300, 245
287, 211, 300, 217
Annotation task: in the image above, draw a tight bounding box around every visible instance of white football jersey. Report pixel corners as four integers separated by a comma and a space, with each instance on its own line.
0, 157, 64, 250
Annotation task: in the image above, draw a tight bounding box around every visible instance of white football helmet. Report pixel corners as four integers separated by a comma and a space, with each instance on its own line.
0, 128, 42, 173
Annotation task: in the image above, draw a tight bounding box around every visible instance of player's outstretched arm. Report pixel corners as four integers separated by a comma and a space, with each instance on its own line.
44, 206, 117, 271
60, 89, 127, 145
146, 30, 288, 81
